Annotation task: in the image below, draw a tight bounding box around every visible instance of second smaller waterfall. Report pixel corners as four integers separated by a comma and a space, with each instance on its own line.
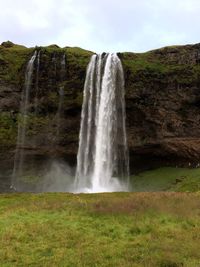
56, 53, 66, 139
12, 51, 37, 190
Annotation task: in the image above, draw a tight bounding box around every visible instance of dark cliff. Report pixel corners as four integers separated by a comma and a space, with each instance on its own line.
1, 41, 200, 189
121, 44, 200, 170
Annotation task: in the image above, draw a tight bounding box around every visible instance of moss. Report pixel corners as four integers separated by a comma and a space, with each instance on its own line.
65, 47, 93, 70
120, 47, 200, 97
47, 44, 60, 49
0, 41, 27, 49
65, 46, 93, 56
62, 90, 83, 107
17, 113, 51, 137
0, 41, 199, 89
39, 46, 61, 54
0, 44, 34, 84
0, 112, 17, 147
47, 91, 59, 106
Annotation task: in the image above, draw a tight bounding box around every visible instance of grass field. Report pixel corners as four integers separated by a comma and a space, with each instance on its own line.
132, 167, 200, 192
0, 191, 200, 267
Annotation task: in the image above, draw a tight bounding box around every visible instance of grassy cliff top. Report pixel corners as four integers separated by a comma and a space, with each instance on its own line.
1, 40, 200, 85
0, 41, 93, 85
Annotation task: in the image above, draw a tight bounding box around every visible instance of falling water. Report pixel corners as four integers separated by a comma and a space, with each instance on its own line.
34, 50, 41, 113
75, 53, 129, 193
11, 51, 37, 190
56, 53, 66, 139
61, 53, 66, 69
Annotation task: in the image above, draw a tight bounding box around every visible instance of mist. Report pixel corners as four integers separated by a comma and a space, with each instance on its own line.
39, 160, 75, 192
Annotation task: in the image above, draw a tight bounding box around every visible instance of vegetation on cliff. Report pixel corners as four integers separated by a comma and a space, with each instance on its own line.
0, 41, 92, 154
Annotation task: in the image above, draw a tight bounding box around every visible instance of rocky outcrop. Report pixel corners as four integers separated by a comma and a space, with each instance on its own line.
0, 41, 200, 190
120, 44, 200, 171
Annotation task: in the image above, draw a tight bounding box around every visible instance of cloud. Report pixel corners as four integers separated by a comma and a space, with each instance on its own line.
0, 0, 199, 52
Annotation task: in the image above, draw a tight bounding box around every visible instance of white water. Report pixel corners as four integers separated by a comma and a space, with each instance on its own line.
34, 50, 41, 113
75, 53, 129, 193
11, 51, 37, 190
56, 53, 66, 139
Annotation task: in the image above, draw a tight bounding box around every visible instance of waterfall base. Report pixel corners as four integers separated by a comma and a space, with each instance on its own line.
74, 176, 129, 193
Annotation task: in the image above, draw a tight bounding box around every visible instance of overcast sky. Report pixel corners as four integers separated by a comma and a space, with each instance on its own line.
0, 0, 200, 52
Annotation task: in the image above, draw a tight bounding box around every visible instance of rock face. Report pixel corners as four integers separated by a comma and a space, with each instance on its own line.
121, 44, 200, 171
0, 42, 200, 190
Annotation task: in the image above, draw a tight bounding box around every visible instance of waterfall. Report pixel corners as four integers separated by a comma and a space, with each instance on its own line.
11, 51, 37, 190
56, 53, 66, 139
75, 53, 129, 193
61, 53, 66, 69
34, 50, 41, 114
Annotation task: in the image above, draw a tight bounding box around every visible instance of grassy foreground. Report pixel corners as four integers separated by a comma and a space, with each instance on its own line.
0, 192, 200, 266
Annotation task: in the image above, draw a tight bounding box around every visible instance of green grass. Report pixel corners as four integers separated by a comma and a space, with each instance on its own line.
0, 192, 200, 266
132, 167, 200, 192
0, 42, 92, 86
0, 44, 34, 83
121, 45, 200, 88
